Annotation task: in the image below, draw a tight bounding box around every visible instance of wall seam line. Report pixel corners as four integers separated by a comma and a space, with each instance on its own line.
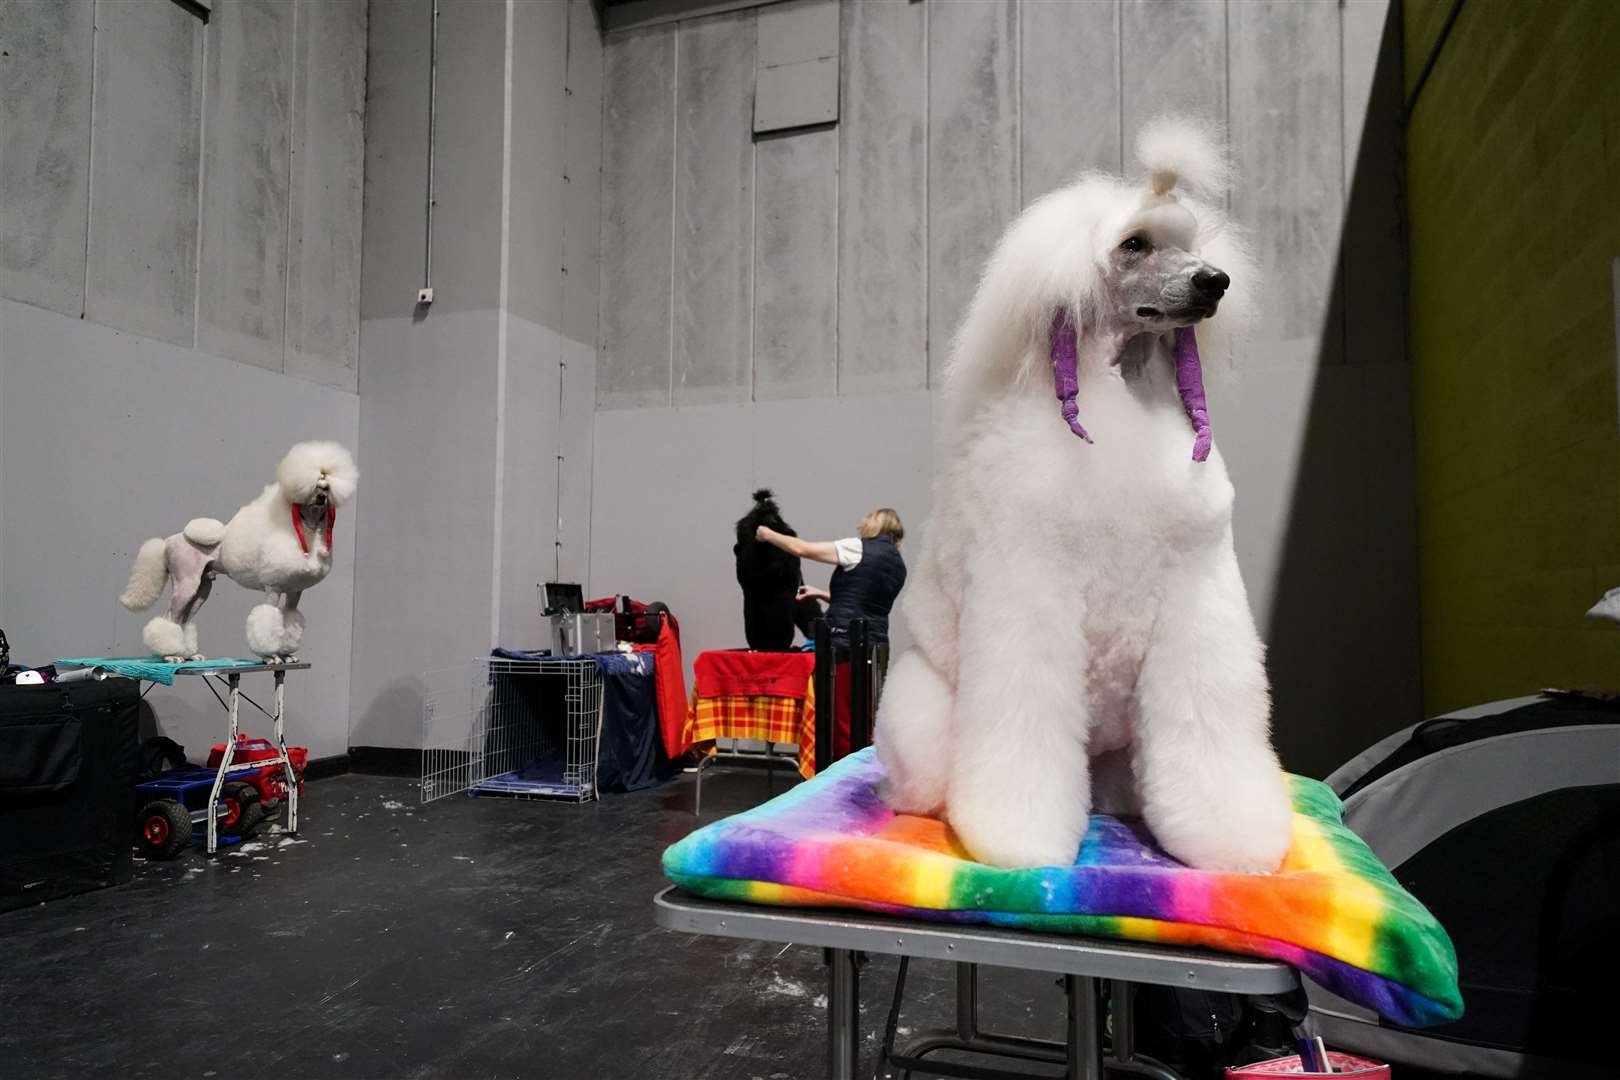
491, 0, 516, 647
192, 10, 209, 350
922, 0, 930, 389
282, 0, 301, 375
668, 22, 679, 407
81, 2, 100, 317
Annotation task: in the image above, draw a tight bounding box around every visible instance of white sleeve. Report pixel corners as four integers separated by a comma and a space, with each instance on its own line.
833, 538, 864, 568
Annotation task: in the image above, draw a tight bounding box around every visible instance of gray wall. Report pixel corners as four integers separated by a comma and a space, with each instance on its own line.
591, 0, 1416, 776
0, 0, 366, 758
351, 0, 603, 749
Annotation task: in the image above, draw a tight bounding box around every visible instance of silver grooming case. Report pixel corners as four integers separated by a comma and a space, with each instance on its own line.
546, 612, 616, 657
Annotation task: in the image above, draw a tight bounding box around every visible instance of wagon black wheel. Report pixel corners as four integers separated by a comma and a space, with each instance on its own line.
218, 782, 261, 837
136, 800, 192, 860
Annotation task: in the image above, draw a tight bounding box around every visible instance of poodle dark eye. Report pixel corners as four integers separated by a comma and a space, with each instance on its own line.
1119, 234, 1150, 254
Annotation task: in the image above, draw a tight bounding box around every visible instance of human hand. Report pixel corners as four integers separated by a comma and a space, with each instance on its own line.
756, 525, 774, 542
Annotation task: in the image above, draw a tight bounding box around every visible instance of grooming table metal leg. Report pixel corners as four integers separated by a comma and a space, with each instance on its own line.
203, 673, 243, 854
957, 961, 980, 1041
882, 961, 1075, 1080
1065, 976, 1103, 1080
1104, 980, 1181, 1080
273, 668, 298, 834
827, 947, 861, 1080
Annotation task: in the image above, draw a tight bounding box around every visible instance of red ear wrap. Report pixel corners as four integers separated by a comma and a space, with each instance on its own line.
289, 505, 338, 555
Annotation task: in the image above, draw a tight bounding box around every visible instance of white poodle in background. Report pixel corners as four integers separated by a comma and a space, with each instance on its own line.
120, 442, 357, 661
875, 118, 1292, 873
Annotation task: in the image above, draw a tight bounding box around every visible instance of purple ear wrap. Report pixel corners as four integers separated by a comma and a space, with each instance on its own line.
1173, 325, 1213, 462
1049, 310, 1092, 443
1047, 309, 1213, 461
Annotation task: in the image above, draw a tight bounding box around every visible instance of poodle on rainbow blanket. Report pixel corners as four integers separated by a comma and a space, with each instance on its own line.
875, 117, 1290, 875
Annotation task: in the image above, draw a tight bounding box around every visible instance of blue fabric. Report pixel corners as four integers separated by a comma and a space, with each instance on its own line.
55, 657, 265, 688
593, 651, 677, 793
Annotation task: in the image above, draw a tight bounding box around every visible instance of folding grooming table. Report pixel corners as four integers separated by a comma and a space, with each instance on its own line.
58, 659, 307, 854
180, 662, 306, 853
655, 886, 1300, 1080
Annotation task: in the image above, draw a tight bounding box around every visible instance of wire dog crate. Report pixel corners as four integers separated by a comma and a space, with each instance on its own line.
420, 656, 604, 804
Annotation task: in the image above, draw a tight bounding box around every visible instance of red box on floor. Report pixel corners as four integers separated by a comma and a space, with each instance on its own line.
207, 735, 307, 801
1226, 1053, 1390, 1078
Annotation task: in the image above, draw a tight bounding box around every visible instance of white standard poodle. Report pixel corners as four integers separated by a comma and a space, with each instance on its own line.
120, 441, 358, 661
875, 118, 1292, 874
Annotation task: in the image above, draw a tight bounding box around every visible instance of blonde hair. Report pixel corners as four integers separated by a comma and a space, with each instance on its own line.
858, 507, 904, 544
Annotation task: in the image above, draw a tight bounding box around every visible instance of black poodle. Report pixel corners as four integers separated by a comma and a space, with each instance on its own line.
734, 489, 823, 650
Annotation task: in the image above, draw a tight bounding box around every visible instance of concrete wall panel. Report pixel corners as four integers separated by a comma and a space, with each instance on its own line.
927, 0, 1019, 386
672, 11, 754, 405
84, 0, 204, 347
1021, 0, 1122, 201
360, 0, 430, 322
1119, 0, 1226, 167
561, 0, 605, 350
508, 0, 569, 331
197, 0, 296, 372
753, 127, 837, 401
286, 0, 367, 390
837, 0, 927, 394
598, 24, 676, 408
0, 0, 94, 317
1229, 0, 1343, 366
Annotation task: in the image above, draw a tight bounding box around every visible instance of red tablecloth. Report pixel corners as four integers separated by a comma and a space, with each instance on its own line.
693, 649, 815, 700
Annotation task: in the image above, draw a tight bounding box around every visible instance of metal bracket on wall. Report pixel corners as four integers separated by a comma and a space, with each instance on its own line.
170, 0, 212, 23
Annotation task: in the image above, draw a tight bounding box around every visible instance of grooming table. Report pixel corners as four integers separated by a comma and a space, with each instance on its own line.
57, 659, 307, 853
685, 650, 816, 815
685, 634, 885, 815
659, 746, 1462, 1077
655, 885, 1298, 1079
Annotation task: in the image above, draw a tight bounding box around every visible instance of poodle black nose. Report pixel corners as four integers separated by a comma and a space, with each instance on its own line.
1193, 268, 1230, 297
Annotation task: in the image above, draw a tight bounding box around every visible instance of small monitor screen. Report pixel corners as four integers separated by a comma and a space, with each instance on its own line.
542, 582, 585, 615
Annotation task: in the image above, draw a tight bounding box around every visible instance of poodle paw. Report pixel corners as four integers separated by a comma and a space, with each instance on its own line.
245, 604, 285, 658
143, 616, 188, 660
1148, 769, 1293, 873
278, 608, 306, 658
954, 820, 1082, 870
948, 786, 1086, 869
876, 775, 943, 818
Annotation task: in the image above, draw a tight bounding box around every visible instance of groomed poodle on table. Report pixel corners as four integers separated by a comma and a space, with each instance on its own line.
120, 441, 357, 662
875, 118, 1292, 874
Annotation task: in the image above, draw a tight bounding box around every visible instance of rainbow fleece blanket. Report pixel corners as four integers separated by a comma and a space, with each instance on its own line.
663, 749, 1462, 1028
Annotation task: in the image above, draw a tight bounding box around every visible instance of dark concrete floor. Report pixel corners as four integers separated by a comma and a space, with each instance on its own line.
0, 765, 1069, 1080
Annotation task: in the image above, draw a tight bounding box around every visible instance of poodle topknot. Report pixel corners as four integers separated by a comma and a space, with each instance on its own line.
277, 441, 359, 506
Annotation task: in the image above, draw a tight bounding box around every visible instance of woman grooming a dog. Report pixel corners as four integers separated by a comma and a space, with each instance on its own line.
755, 508, 907, 645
